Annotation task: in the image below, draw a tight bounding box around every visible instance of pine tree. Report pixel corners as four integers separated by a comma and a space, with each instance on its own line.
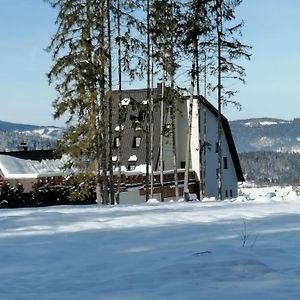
210, 0, 251, 199
182, 0, 211, 201
151, 0, 183, 201
113, 0, 147, 204
47, 0, 146, 205
46, 0, 110, 204
107, 0, 115, 205
145, 0, 151, 202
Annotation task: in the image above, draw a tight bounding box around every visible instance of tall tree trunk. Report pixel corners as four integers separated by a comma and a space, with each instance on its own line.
145, 0, 151, 202
150, 44, 155, 199
202, 49, 207, 198
160, 71, 165, 202
107, 0, 115, 205
116, 0, 122, 205
170, 0, 179, 201
195, 39, 204, 201
216, 0, 223, 200
170, 75, 179, 201
183, 47, 196, 202
84, 0, 102, 205
99, 3, 109, 205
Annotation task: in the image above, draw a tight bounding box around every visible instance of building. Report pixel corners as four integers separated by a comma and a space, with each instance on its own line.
0, 87, 244, 200
0, 151, 64, 192
111, 85, 244, 200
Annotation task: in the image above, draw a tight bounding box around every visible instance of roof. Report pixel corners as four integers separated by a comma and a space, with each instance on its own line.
0, 149, 56, 162
199, 96, 245, 181
111, 87, 244, 181
0, 154, 66, 179
111, 87, 162, 170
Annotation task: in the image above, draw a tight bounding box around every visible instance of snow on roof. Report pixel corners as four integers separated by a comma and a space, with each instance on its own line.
121, 97, 130, 106
115, 125, 124, 132
0, 155, 66, 179
128, 155, 138, 162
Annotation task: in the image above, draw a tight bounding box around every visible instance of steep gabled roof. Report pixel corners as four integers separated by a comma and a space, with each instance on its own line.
199, 96, 245, 182
112, 87, 244, 181
111, 87, 161, 170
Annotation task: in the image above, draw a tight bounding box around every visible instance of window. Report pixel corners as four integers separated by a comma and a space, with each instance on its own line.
223, 157, 228, 169
113, 137, 120, 148
230, 189, 233, 198
215, 142, 219, 153
132, 137, 141, 148
138, 110, 146, 121
180, 161, 186, 168
225, 190, 228, 198
128, 164, 136, 171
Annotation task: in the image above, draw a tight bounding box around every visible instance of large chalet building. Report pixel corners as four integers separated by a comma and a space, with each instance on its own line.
110, 84, 244, 200
0, 85, 244, 201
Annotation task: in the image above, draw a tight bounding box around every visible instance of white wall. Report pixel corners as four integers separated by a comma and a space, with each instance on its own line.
159, 97, 239, 199
162, 99, 188, 171
189, 99, 238, 199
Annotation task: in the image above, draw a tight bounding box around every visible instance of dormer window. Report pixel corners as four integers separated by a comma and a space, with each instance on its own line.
128, 164, 136, 171
132, 137, 141, 148
128, 155, 138, 162
115, 125, 124, 132
113, 137, 120, 148
138, 110, 146, 121
121, 97, 130, 106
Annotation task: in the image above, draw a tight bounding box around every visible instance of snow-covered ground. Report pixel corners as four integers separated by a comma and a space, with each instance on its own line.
1, 184, 300, 299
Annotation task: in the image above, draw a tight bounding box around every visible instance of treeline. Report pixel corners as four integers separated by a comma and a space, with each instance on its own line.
240, 151, 300, 184
46, 0, 250, 203
0, 178, 96, 209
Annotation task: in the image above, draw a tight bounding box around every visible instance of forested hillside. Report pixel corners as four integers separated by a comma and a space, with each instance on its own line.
230, 118, 300, 153
240, 151, 300, 184
0, 130, 57, 151
230, 118, 300, 184
0, 120, 61, 151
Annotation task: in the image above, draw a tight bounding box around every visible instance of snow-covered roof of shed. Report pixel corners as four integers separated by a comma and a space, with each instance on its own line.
0, 155, 66, 179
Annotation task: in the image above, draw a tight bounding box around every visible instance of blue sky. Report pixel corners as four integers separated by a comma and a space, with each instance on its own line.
0, 0, 299, 126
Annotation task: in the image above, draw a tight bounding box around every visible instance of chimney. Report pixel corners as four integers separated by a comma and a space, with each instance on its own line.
19, 142, 28, 151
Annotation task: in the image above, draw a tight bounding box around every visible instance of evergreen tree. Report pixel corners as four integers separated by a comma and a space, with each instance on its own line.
182, 0, 212, 201
46, 0, 110, 204
47, 0, 146, 204
210, 0, 251, 199
151, 0, 183, 201
107, 0, 115, 205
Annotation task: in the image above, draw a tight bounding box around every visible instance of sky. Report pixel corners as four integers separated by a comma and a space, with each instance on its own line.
0, 0, 299, 126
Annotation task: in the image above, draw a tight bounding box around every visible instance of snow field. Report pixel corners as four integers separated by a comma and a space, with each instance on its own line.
1, 184, 300, 299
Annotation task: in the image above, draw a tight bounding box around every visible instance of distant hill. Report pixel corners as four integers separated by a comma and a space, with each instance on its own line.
0, 120, 63, 151
1, 117, 300, 184
239, 151, 300, 184
229, 117, 300, 153
228, 117, 300, 184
